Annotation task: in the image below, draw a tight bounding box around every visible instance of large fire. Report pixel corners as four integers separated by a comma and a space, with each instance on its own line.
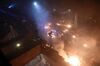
64, 55, 81, 66
43, 18, 97, 66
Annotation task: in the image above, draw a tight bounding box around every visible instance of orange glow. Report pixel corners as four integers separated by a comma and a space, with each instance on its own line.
83, 44, 88, 48
63, 29, 69, 33
65, 24, 72, 28
72, 35, 76, 39
65, 56, 80, 66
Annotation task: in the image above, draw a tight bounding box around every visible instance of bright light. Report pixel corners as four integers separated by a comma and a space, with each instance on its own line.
44, 23, 51, 29
8, 3, 16, 9
16, 43, 21, 47
63, 29, 69, 33
56, 23, 61, 26
83, 44, 88, 48
33, 2, 38, 6
44, 25, 50, 29
67, 56, 80, 66
8, 5, 13, 8
46, 44, 50, 47
33, 1, 40, 9
72, 35, 76, 39
65, 24, 72, 28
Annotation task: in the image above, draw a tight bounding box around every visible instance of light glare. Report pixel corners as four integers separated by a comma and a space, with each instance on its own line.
65, 24, 72, 28
44, 25, 50, 29
63, 29, 69, 33
83, 44, 88, 48
56, 23, 61, 26
34, 2, 37, 6
44, 23, 51, 29
67, 56, 80, 66
72, 35, 76, 39
16, 43, 21, 47
67, 24, 72, 28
